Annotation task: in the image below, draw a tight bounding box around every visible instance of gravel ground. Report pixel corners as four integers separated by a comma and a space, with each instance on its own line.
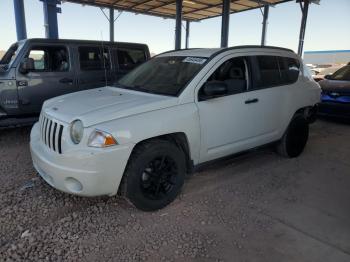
0, 119, 350, 262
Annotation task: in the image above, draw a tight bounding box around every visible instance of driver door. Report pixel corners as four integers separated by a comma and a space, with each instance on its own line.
196, 54, 282, 163
16, 44, 77, 115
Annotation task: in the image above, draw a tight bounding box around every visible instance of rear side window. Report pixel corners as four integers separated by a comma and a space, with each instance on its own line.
279, 57, 300, 84
116, 48, 146, 71
78, 46, 110, 71
254, 55, 300, 88
256, 56, 281, 88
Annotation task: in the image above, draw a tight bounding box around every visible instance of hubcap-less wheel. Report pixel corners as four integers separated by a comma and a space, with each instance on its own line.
122, 140, 186, 211
286, 118, 309, 157
140, 156, 178, 200
277, 115, 309, 158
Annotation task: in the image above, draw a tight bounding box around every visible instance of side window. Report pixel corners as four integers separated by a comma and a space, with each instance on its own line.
200, 57, 248, 97
116, 48, 146, 71
27, 46, 69, 72
28, 50, 47, 71
284, 57, 300, 84
78, 46, 110, 71
255, 56, 281, 88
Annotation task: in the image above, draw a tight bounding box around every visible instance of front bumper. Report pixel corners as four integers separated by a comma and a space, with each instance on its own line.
318, 102, 350, 119
30, 123, 134, 196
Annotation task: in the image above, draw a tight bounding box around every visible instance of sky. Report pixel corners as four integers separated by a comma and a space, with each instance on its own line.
0, 0, 349, 55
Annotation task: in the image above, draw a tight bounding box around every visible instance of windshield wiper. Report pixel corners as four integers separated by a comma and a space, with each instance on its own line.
116, 83, 154, 93
114, 83, 140, 92
115, 83, 172, 96
131, 85, 155, 93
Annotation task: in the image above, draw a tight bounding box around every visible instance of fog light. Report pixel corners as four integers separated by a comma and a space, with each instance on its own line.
65, 177, 83, 193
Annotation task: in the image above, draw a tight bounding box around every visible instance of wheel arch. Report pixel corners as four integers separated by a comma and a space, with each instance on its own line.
279, 106, 313, 140
130, 132, 193, 173
118, 132, 193, 196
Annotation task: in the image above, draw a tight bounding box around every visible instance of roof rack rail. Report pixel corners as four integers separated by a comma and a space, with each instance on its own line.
227, 45, 294, 53
155, 45, 294, 59
155, 48, 204, 57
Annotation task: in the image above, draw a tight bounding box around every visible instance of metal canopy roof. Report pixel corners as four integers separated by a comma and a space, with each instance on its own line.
65, 0, 292, 21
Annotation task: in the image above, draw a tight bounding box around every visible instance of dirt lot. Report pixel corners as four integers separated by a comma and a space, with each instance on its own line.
0, 119, 349, 262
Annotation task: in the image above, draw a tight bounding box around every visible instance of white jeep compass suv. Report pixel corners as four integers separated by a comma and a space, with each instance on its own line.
30, 46, 320, 211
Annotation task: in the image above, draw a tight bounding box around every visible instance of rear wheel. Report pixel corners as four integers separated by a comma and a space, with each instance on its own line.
277, 115, 309, 158
121, 139, 186, 211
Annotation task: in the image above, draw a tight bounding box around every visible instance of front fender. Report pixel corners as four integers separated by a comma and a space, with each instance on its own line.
93, 103, 201, 165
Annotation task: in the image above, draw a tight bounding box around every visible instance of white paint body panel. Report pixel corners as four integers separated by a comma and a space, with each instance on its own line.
30, 47, 321, 196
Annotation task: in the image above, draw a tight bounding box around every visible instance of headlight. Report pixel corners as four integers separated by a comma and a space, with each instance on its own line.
70, 120, 84, 144
88, 130, 117, 148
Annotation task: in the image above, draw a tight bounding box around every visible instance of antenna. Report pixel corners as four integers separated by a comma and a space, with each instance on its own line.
100, 31, 108, 87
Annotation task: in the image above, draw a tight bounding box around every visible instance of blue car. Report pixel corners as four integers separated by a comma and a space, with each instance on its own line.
318, 64, 350, 120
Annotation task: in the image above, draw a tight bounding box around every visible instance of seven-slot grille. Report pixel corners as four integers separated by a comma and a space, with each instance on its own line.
40, 114, 64, 154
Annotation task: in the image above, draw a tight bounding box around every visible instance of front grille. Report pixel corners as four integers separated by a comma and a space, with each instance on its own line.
40, 114, 64, 154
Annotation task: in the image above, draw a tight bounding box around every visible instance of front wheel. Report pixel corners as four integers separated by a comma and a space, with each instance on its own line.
276, 115, 309, 158
121, 140, 186, 211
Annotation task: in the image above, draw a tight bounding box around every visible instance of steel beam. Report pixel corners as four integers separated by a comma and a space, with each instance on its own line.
41, 0, 61, 39
249, 0, 275, 6
13, 0, 27, 40
185, 20, 190, 48
109, 8, 114, 42
220, 0, 230, 48
261, 5, 269, 46
298, 0, 310, 56
175, 0, 182, 50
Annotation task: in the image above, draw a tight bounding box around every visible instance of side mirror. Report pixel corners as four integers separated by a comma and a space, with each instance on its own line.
324, 74, 332, 80
199, 81, 228, 100
19, 58, 35, 74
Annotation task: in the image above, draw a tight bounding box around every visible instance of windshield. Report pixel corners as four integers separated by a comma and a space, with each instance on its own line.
117, 56, 207, 96
0, 42, 24, 70
329, 66, 350, 81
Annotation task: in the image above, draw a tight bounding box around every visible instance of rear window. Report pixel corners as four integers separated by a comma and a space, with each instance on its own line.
78, 46, 110, 71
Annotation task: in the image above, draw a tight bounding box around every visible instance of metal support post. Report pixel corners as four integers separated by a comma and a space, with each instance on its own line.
109, 8, 114, 42
298, 0, 310, 56
261, 5, 269, 46
13, 0, 27, 40
175, 0, 182, 50
220, 0, 230, 48
41, 0, 61, 39
185, 20, 190, 49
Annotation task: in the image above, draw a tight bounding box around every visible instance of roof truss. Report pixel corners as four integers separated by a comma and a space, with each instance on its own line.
64, 0, 292, 21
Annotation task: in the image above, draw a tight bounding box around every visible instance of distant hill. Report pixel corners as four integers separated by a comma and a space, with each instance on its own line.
0, 50, 5, 60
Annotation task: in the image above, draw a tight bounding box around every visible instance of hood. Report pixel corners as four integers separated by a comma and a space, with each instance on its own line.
319, 79, 350, 92
43, 87, 179, 127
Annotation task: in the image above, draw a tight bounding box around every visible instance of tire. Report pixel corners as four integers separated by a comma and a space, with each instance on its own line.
121, 139, 186, 211
304, 106, 318, 124
277, 115, 309, 158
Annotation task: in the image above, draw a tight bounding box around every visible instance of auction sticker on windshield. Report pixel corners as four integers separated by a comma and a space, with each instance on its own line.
183, 57, 207, 65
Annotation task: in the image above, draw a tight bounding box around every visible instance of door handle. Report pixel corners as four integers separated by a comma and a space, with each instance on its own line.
245, 98, 259, 104
59, 78, 74, 84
